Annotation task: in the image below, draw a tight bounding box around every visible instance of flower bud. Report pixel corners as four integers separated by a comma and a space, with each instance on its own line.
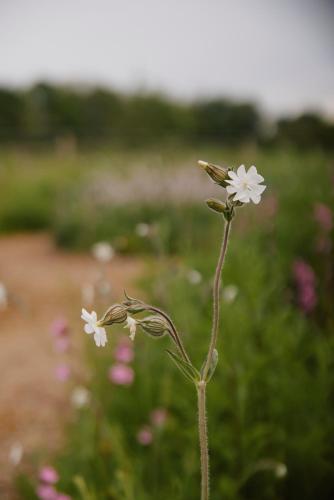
98, 304, 128, 326
138, 315, 170, 338
123, 291, 147, 314
198, 160, 229, 187
205, 198, 226, 214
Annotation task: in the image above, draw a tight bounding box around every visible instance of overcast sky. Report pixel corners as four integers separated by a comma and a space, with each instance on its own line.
1, 0, 333, 116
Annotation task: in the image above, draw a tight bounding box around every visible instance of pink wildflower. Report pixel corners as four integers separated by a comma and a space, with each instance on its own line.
114, 339, 134, 364
55, 364, 71, 382
314, 203, 333, 233
37, 485, 58, 500
57, 494, 72, 500
292, 259, 317, 313
150, 408, 168, 428
39, 466, 59, 484
137, 426, 153, 446
50, 318, 69, 338
108, 364, 134, 386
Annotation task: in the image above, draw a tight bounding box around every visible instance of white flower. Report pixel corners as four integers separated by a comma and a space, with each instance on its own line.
81, 308, 107, 347
222, 284, 238, 303
71, 386, 90, 408
92, 242, 114, 263
187, 269, 202, 285
124, 316, 137, 341
8, 442, 23, 466
136, 222, 151, 237
0, 282, 8, 310
226, 165, 266, 204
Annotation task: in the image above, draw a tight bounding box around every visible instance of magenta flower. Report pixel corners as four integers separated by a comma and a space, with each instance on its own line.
114, 339, 134, 364
56, 494, 72, 500
137, 426, 153, 446
293, 260, 315, 285
292, 259, 317, 313
108, 364, 134, 386
55, 364, 71, 382
150, 408, 168, 428
314, 203, 333, 233
50, 318, 69, 338
39, 466, 59, 484
37, 485, 58, 500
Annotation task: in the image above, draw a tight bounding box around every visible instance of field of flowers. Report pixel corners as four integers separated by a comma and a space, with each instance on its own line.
0, 145, 333, 499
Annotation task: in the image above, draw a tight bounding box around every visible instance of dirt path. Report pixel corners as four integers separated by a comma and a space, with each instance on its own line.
0, 233, 143, 498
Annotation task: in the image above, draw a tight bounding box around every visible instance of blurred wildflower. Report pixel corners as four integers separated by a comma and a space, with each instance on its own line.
0, 282, 8, 310
187, 269, 202, 285
114, 338, 134, 363
50, 318, 68, 337
108, 364, 134, 386
39, 466, 59, 484
226, 165, 266, 204
37, 484, 58, 500
8, 441, 23, 466
137, 426, 153, 446
92, 241, 114, 263
314, 203, 333, 232
136, 222, 151, 237
81, 308, 107, 347
71, 386, 90, 408
275, 463, 288, 478
55, 364, 71, 382
57, 494, 72, 500
124, 316, 138, 341
150, 408, 168, 428
293, 259, 317, 313
222, 284, 238, 303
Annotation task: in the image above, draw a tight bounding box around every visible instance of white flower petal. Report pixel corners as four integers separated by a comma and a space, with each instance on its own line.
252, 184, 266, 195
237, 165, 246, 178
84, 323, 94, 334
250, 193, 261, 204
81, 308, 92, 322
227, 170, 238, 181
226, 185, 238, 194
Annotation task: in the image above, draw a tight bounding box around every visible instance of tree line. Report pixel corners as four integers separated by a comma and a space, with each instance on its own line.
0, 82, 333, 149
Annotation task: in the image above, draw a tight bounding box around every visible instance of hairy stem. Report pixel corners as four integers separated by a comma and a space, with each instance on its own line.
202, 219, 231, 381
143, 304, 191, 364
198, 381, 209, 500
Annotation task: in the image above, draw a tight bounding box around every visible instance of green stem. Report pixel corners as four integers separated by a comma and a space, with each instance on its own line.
202, 219, 231, 381
197, 381, 209, 500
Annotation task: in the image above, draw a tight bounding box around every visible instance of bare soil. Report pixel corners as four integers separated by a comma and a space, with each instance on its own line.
0, 233, 142, 498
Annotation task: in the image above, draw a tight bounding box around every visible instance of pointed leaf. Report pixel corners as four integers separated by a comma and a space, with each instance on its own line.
201, 349, 219, 382
166, 349, 200, 382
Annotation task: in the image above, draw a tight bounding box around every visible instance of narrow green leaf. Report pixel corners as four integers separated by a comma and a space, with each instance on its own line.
166, 349, 200, 382
201, 349, 219, 382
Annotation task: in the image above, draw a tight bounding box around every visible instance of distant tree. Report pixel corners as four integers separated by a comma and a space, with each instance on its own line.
0, 88, 24, 140
276, 113, 334, 150
193, 99, 260, 144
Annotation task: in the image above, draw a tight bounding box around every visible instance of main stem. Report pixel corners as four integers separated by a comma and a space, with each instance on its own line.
198, 218, 232, 500
202, 219, 231, 380
197, 381, 209, 500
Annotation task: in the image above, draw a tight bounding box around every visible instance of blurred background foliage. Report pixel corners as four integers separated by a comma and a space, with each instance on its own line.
7, 143, 333, 499
0, 82, 333, 149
